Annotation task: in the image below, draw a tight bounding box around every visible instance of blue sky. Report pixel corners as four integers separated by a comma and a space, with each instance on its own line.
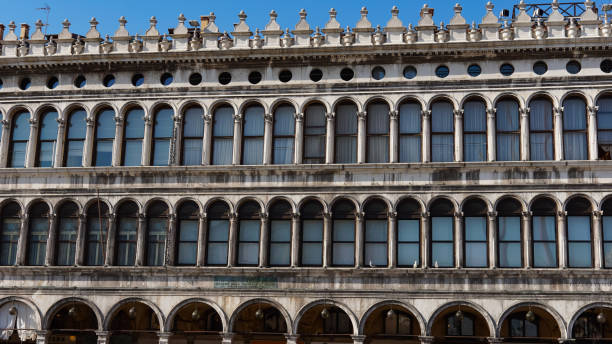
2, 1, 523, 38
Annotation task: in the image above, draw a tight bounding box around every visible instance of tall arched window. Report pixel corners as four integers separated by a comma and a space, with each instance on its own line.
122, 107, 145, 166
93, 108, 115, 166
446, 313, 474, 336
529, 98, 554, 160
397, 198, 421, 267
602, 198, 612, 268
496, 98, 520, 161
596, 96, 612, 159
146, 201, 168, 266
430, 198, 454, 267
206, 201, 230, 266
0, 202, 20, 266
566, 197, 593, 267
36, 110, 58, 167
9, 111, 30, 168
27, 202, 49, 266
332, 199, 356, 267
177, 201, 199, 266
272, 105, 295, 164
115, 201, 138, 266
152, 106, 174, 166
242, 105, 264, 165
366, 102, 389, 163
268, 200, 292, 266
64, 109, 86, 167
399, 101, 421, 163
86, 202, 109, 266
56, 202, 79, 266
303, 104, 326, 164
463, 100, 487, 162
300, 200, 324, 266
237, 201, 261, 266
212, 106, 234, 165
431, 100, 454, 162
335, 102, 358, 164
463, 198, 488, 267
364, 199, 388, 267
531, 198, 557, 268
182, 106, 204, 165
497, 198, 523, 268
563, 97, 588, 160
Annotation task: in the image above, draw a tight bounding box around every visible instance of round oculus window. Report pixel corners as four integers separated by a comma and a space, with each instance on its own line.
131, 74, 144, 87
371, 66, 385, 80
102, 75, 115, 88
189, 73, 202, 85
467, 64, 481, 77
279, 70, 292, 83
500, 63, 515, 76
218, 72, 232, 85
19, 78, 31, 90
533, 61, 548, 75
46, 76, 59, 89
601, 60, 612, 73
403, 66, 417, 79
74, 75, 86, 88
435, 65, 449, 78
566, 60, 581, 74
340, 68, 354, 81
309, 69, 323, 82
160, 73, 173, 86
248, 71, 262, 84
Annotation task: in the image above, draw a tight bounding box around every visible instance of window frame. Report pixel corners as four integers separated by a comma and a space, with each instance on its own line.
363, 200, 389, 267
85, 203, 109, 266
93, 108, 115, 167
121, 107, 145, 166
241, 105, 265, 165
35, 110, 59, 168
211, 106, 235, 166
496, 199, 524, 268
462, 200, 489, 268
508, 313, 539, 338
268, 201, 292, 267
236, 202, 261, 266
529, 98, 555, 161
115, 202, 138, 267
181, 106, 204, 166
331, 200, 356, 267
300, 201, 324, 267
462, 100, 487, 162
398, 101, 422, 163
303, 103, 327, 164
63, 109, 87, 167
151, 106, 174, 166
430, 101, 455, 162
562, 96, 588, 160
531, 198, 558, 268
565, 198, 594, 268
495, 99, 521, 161
0, 203, 20, 266
272, 105, 296, 165
365, 102, 390, 163
206, 202, 230, 266
596, 96, 612, 160
176, 202, 200, 266
56, 202, 79, 266
8, 111, 31, 168
334, 102, 358, 164
145, 202, 169, 267
429, 199, 455, 268
27, 203, 50, 266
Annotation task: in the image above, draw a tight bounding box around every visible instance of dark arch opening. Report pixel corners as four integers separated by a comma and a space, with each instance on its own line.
232, 302, 287, 341
363, 304, 421, 340
48, 301, 98, 344
572, 306, 612, 342
430, 304, 491, 342
500, 305, 561, 342
108, 301, 160, 344
297, 303, 353, 343
170, 302, 222, 342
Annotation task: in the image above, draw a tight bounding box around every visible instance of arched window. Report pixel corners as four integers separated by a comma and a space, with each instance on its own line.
152, 106, 174, 166
508, 312, 538, 337
463, 198, 488, 267
397, 198, 421, 267
602, 198, 612, 268
93, 108, 115, 166
237, 201, 261, 266
430, 198, 454, 267
86, 201, 109, 266
596, 96, 612, 159
115, 201, 138, 266
36, 110, 58, 167
268, 200, 292, 266
212, 106, 234, 165
463, 100, 487, 162
364, 199, 388, 267
566, 197, 593, 267
146, 201, 168, 266
272, 105, 295, 164
563, 97, 588, 160
56, 202, 79, 266
335, 102, 358, 164
9, 111, 30, 168
177, 201, 199, 266
122, 107, 145, 166
496, 98, 520, 161
206, 201, 230, 266
431, 100, 454, 162
332, 199, 356, 267
529, 98, 554, 160
300, 200, 324, 266
446, 313, 474, 336
399, 101, 421, 163
366, 102, 389, 163
303, 104, 326, 164
242, 105, 264, 165
497, 198, 523, 268
64, 109, 86, 167
182, 106, 204, 165
27, 202, 49, 266
531, 198, 557, 268
0, 202, 20, 266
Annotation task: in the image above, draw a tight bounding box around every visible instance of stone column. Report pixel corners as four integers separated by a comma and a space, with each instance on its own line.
455, 212, 463, 268
522, 211, 532, 268
286, 334, 299, 344
352, 336, 366, 344
142, 114, 153, 166
0, 119, 10, 167
421, 212, 430, 268
357, 111, 366, 163
232, 113, 242, 165
135, 213, 146, 266
35, 330, 49, 344
227, 213, 237, 267
291, 213, 300, 267
355, 212, 364, 267
202, 114, 212, 165
554, 106, 564, 161
294, 112, 304, 164
166, 214, 177, 266
171, 115, 183, 166
16, 214, 29, 265
520, 108, 529, 161
44, 213, 58, 266
488, 211, 497, 268
389, 110, 399, 163
557, 210, 567, 268
158, 332, 171, 344
487, 338, 503, 344
454, 109, 464, 162
111, 115, 124, 166
588, 105, 599, 160
95, 331, 110, 344
259, 213, 269, 267
75, 214, 86, 266
263, 113, 273, 165
221, 333, 234, 344
422, 110, 431, 163
104, 213, 116, 266
196, 214, 207, 266
418, 336, 434, 344
323, 212, 332, 267
25, 117, 38, 167
388, 212, 397, 268
486, 108, 496, 162
593, 210, 603, 269
84, 117, 95, 167
325, 112, 335, 164
53, 118, 66, 167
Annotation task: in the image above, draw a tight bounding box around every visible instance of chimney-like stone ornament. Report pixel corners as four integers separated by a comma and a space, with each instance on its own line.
373, 25, 384, 45
533, 18, 547, 39
546, 0, 566, 38
416, 4, 436, 42
311, 26, 323, 47
112, 16, 130, 52
160, 33, 171, 52
580, 0, 600, 37
219, 31, 233, 49
83, 17, 102, 54
384, 6, 405, 44
292, 9, 313, 47
479, 2, 500, 40
2, 21, 20, 56
172, 14, 189, 50
514, 0, 533, 39
281, 28, 293, 47
567, 18, 580, 38
250, 28, 263, 48
232, 10, 252, 49
468, 22, 481, 41
202, 12, 222, 50
404, 23, 417, 43
130, 33, 143, 52
602, 12, 612, 37
28, 19, 46, 56
354, 7, 374, 45
500, 18, 513, 40
436, 21, 449, 42
261, 10, 282, 48
322, 8, 342, 46
190, 29, 201, 51
102, 34, 113, 54
447, 3, 469, 41
56, 19, 74, 55
342, 25, 354, 46
143, 16, 160, 52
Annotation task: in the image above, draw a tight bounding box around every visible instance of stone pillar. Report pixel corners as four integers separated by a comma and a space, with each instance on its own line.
523, 211, 532, 268
231, 113, 243, 165
227, 213, 238, 267
422, 110, 431, 162
554, 106, 564, 161
104, 213, 116, 266
389, 110, 399, 163
286, 334, 299, 344
25, 117, 38, 167
135, 213, 146, 266
259, 213, 269, 267
291, 213, 300, 267
520, 108, 529, 161
112, 115, 124, 166
418, 336, 434, 344
95, 331, 110, 344
221, 333, 234, 344
294, 112, 304, 164
158, 332, 172, 344
557, 210, 567, 268
0, 119, 10, 167
44, 213, 58, 266
75, 214, 86, 266
454, 109, 463, 162
421, 212, 430, 268
487, 108, 496, 162
455, 212, 463, 268
263, 113, 273, 165
357, 111, 366, 163
355, 212, 364, 267
593, 210, 603, 269
323, 212, 332, 267
325, 112, 335, 164
142, 114, 153, 166
196, 214, 207, 266
35, 330, 49, 344
388, 212, 397, 268
53, 118, 66, 167
171, 115, 183, 166
588, 105, 599, 160
487, 338, 503, 344
165, 214, 177, 266
16, 214, 29, 265
84, 117, 95, 167
488, 211, 497, 268
202, 114, 212, 165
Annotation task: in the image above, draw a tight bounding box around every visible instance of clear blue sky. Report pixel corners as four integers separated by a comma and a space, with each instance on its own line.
1, 1, 525, 38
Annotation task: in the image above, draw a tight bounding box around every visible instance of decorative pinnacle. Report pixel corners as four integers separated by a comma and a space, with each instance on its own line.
62, 18, 70, 29
118, 16, 127, 26
35, 19, 43, 29
270, 10, 277, 19
89, 17, 98, 27
178, 13, 186, 23
238, 10, 247, 21
150, 16, 157, 26
299, 9, 307, 19
360, 7, 368, 16
391, 6, 399, 16
329, 8, 337, 18
486, 1, 494, 12
454, 3, 462, 13
209, 12, 216, 22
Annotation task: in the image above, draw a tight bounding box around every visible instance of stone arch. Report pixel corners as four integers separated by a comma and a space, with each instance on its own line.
560, 90, 592, 107
460, 93, 492, 109
331, 96, 363, 113
149, 100, 177, 117
393, 196, 426, 214
177, 100, 206, 119
24, 198, 54, 215
330, 196, 360, 213
493, 92, 526, 110
496, 301, 566, 338
144, 198, 173, 215
599, 193, 612, 212
358, 300, 426, 336
427, 196, 459, 213
82, 198, 112, 215
394, 95, 426, 112
269, 98, 299, 115
563, 194, 597, 212
299, 98, 332, 114
164, 297, 228, 333
293, 299, 359, 336
228, 298, 293, 335
53, 198, 83, 215
567, 302, 612, 339
426, 94, 459, 110
526, 91, 559, 109
208, 99, 238, 115
173, 197, 203, 216
296, 196, 329, 215
0, 296, 43, 331
118, 100, 148, 119
103, 297, 165, 331
427, 301, 495, 338
594, 89, 612, 105
203, 197, 235, 215
62, 103, 91, 122
266, 196, 297, 215
235, 197, 265, 215
43, 297, 103, 331
237, 99, 269, 116
363, 95, 394, 111
32, 103, 62, 123
528, 194, 562, 212
493, 195, 528, 213
113, 198, 144, 215
6, 104, 35, 123
90, 102, 120, 121
0, 198, 24, 214
460, 195, 493, 213
361, 196, 392, 214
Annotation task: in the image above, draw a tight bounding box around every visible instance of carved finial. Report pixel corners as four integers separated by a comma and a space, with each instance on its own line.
62, 18, 70, 29
85, 17, 101, 39
233, 10, 251, 33
238, 10, 247, 21
356, 6, 372, 29
324, 8, 341, 30
174, 13, 188, 35
299, 8, 307, 19
454, 3, 462, 14
114, 16, 129, 38
30, 19, 45, 40
178, 13, 186, 24
264, 10, 281, 32
386, 5, 403, 29
58, 18, 72, 40
330, 8, 337, 19
294, 8, 312, 32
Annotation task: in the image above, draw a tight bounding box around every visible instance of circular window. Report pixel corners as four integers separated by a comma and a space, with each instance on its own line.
131, 74, 144, 87
19, 78, 31, 90
371, 66, 385, 80
189, 73, 202, 85
403, 66, 417, 79
0, 79, 4, 90
533, 61, 548, 75
102, 75, 115, 88
340, 68, 354, 81
46, 76, 59, 89
467, 64, 481, 77
74, 75, 86, 88
601, 60, 612, 73
279, 70, 292, 83
566, 60, 581, 74
435, 65, 449, 78
218, 72, 232, 85
248, 71, 262, 84
310, 69, 323, 82
500, 63, 515, 76
160, 73, 173, 86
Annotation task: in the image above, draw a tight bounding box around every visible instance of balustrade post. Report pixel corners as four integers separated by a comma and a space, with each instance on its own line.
455, 212, 463, 268
422, 212, 430, 268
323, 212, 331, 267
388, 211, 397, 268
488, 211, 497, 268
259, 212, 269, 267
227, 213, 237, 267
557, 210, 567, 268
593, 210, 603, 269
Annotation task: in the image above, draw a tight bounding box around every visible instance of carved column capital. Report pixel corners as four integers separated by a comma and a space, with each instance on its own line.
292, 212, 300, 220
521, 211, 532, 219
173, 114, 183, 123
264, 113, 273, 123
114, 116, 124, 125
486, 108, 496, 118
203, 114, 212, 123
389, 110, 399, 120
557, 210, 568, 217
29, 118, 38, 127
326, 112, 335, 120
143, 115, 152, 126
357, 111, 367, 119
453, 109, 464, 118
85, 117, 95, 127
593, 210, 603, 218
388, 211, 398, 220
294, 112, 304, 122
588, 105, 599, 115
138, 213, 146, 221
487, 211, 498, 219
56, 118, 66, 128
520, 107, 530, 116
421, 110, 431, 118
233, 113, 243, 123
553, 106, 564, 116
1, 120, 9, 128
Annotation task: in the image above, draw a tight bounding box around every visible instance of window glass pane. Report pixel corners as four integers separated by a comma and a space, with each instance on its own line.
117, 218, 137, 266
11, 112, 30, 140
604, 217, 612, 240
67, 110, 87, 139
209, 220, 229, 241
57, 218, 77, 266
243, 137, 263, 165
397, 243, 419, 266
154, 108, 174, 138
302, 243, 322, 265
270, 242, 290, 265
244, 106, 265, 136
95, 141, 113, 166
530, 100, 553, 130
465, 217, 486, 240
499, 242, 522, 267
333, 220, 355, 241
530, 133, 554, 160
604, 242, 612, 268
465, 242, 487, 267
365, 220, 387, 241
464, 101, 486, 132
432, 217, 453, 240
38, 141, 56, 167
125, 109, 145, 138
367, 136, 389, 163
123, 140, 142, 166
499, 217, 521, 240
147, 218, 167, 266
532, 216, 556, 240
564, 132, 587, 160
563, 98, 586, 130
214, 107, 234, 136
39, 111, 58, 140
303, 220, 323, 241
28, 218, 48, 265
0, 218, 19, 266
152, 139, 170, 166
10, 142, 27, 168
399, 136, 421, 162
183, 139, 202, 166
335, 136, 357, 163
178, 242, 197, 265
398, 220, 419, 241
336, 104, 357, 135
207, 243, 228, 265
567, 216, 591, 240
96, 109, 116, 139
464, 133, 486, 162
431, 242, 453, 267
271, 221, 291, 241
431, 134, 453, 162
239, 220, 260, 241
497, 133, 520, 161
274, 106, 295, 135
238, 243, 259, 265
178, 218, 198, 265
399, 103, 421, 134
86, 220, 107, 266
179, 220, 198, 241
533, 242, 557, 267
305, 105, 326, 135
568, 242, 592, 267
431, 102, 453, 132
333, 243, 354, 265
213, 139, 233, 165
273, 138, 294, 164
365, 243, 387, 266
65, 141, 84, 167
183, 107, 204, 137
367, 103, 389, 134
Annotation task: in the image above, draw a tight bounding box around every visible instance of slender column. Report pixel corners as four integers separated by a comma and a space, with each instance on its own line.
422, 110, 431, 162
588, 106, 599, 160
419, 336, 434, 344
158, 332, 171, 344
323, 212, 332, 267
487, 338, 503, 344
232, 113, 243, 165
16, 214, 29, 265
357, 111, 366, 163
259, 213, 269, 267
593, 210, 603, 269
486, 108, 496, 162
455, 212, 463, 268
166, 214, 177, 266
389, 110, 399, 163
44, 213, 58, 266
53, 118, 66, 167
135, 213, 146, 266
0, 120, 10, 167
286, 334, 299, 344
355, 212, 364, 267
291, 213, 300, 267
388, 212, 397, 268
202, 114, 212, 165
522, 211, 532, 268
83, 117, 95, 167
421, 212, 429, 268
75, 214, 86, 266
488, 211, 497, 268
325, 112, 335, 164
263, 113, 273, 165
221, 333, 234, 344
557, 210, 567, 268
294, 112, 304, 164
142, 114, 153, 166
25, 117, 38, 167
104, 213, 116, 266
553, 106, 564, 161
520, 108, 529, 161
454, 109, 463, 162
111, 115, 124, 166
227, 213, 237, 267
171, 115, 183, 166
196, 214, 207, 266
352, 335, 366, 344
96, 331, 110, 344
35, 330, 49, 344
